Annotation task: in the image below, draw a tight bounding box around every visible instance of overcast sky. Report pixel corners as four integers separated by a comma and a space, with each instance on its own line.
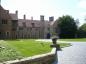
1, 0, 86, 25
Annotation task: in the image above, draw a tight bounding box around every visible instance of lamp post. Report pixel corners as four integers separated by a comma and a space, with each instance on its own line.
50, 36, 61, 64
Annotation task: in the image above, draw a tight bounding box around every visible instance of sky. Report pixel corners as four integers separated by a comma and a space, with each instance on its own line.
1, 0, 86, 25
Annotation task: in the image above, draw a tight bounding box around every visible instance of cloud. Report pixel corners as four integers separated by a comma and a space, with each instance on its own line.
79, 12, 86, 16
78, 0, 86, 9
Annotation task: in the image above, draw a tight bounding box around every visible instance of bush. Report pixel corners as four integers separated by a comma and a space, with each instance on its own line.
0, 40, 22, 62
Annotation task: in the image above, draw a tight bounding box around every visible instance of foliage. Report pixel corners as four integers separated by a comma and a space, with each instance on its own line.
51, 32, 57, 36
0, 40, 22, 62
75, 19, 80, 27
56, 15, 77, 38
77, 23, 86, 38
60, 38, 86, 42
58, 43, 71, 48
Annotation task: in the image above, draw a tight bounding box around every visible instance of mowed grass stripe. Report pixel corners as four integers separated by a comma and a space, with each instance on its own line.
60, 38, 86, 42
6, 39, 51, 57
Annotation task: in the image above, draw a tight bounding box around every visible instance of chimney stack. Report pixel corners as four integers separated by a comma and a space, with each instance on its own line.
15, 10, 18, 15
40, 15, 44, 21
49, 16, 54, 21
15, 10, 18, 18
5, 10, 9, 14
31, 16, 33, 20
23, 14, 26, 20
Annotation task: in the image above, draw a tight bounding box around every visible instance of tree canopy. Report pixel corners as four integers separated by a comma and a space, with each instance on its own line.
77, 23, 86, 38
56, 15, 77, 38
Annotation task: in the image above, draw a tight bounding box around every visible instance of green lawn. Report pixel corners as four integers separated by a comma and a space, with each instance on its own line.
59, 38, 86, 42
0, 39, 70, 62
6, 39, 52, 57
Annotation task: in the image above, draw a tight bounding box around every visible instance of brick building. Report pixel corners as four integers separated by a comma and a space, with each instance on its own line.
0, 5, 57, 39
0, 5, 18, 39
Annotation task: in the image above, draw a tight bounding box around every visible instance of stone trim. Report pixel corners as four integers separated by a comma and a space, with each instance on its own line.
2, 48, 56, 64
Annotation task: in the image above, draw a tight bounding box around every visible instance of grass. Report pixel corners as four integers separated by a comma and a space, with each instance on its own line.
6, 39, 51, 57
0, 39, 70, 62
59, 38, 86, 42
58, 43, 71, 48
0, 40, 22, 62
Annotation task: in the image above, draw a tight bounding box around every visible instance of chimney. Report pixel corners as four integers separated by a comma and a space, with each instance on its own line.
49, 16, 54, 21
15, 10, 18, 15
31, 16, 33, 20
23, 14, 26, 20
5, 10, 9, 14
40, 15, 44, 21
15, 10, 18, 18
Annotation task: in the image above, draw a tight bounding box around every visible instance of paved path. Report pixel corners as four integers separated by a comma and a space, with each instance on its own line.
56, 42, 86, 64
35, 39, 69, 43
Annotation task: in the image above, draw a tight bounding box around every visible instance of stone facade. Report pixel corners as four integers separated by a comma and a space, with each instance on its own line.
0, 5, 12, 39
0, 5, 57, 39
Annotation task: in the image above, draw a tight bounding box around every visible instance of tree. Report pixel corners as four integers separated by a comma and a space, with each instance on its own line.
77, 23, 86, 38
75, 19, 79, 27
56, 15, 77, 38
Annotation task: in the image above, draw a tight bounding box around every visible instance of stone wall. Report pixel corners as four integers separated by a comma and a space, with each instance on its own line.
2, 48, 56, 64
